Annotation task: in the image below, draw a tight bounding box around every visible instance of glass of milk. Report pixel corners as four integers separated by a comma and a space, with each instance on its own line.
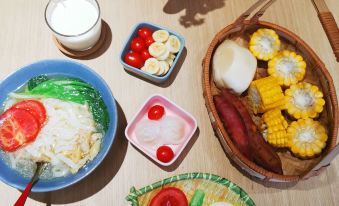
45, 0, 101, 51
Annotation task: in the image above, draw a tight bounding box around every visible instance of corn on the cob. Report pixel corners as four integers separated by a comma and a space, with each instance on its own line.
268, 50, 306, 86
249, 28, 281, 61
287, 118, 327, 158
248, 76, 285, 114
261, 109, 289, 148
285, 82, 325, 119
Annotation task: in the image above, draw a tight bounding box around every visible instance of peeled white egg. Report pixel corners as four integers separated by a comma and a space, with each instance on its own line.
135, 119, 160, 144
159, 116, 185, 145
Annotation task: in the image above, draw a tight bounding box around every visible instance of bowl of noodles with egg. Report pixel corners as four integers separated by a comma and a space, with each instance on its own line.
0, 59, 118, 192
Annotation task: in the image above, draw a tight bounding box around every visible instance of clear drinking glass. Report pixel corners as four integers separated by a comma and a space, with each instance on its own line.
45, 0, 102, 51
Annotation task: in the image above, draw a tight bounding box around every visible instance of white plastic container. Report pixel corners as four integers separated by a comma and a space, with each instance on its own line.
45, 0, 101, 51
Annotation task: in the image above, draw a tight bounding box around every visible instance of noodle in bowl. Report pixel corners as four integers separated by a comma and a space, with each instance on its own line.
4, 98, 103, 179
0, 60, 117, 192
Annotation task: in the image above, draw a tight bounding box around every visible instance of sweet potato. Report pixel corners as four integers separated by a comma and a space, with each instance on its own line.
214, 95, 251, 159
221, 89, 283, 174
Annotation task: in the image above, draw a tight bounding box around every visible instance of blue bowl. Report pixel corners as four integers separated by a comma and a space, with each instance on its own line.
0, 59, 118, 192
120, 22, 185, 84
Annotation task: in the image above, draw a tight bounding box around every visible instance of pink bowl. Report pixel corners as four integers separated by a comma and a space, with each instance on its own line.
125, 94, 197, 166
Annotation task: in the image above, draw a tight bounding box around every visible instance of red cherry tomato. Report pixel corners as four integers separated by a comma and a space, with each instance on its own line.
145, 36, 155, 47
130, 37, 145, 53
11, 100, 47, 126
137, 27, 153, 39
0, 108, 40, 152
148, 105, 165, 120
149, 187, 188, 206
140, 49, 152, 61
156, 146, 174, 163
124, 51, 144, 68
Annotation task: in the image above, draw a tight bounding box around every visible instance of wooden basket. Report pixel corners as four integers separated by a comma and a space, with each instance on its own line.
202, 0, 339, 182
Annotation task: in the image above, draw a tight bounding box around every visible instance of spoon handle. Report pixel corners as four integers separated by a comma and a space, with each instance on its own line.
14, 182, 33, 206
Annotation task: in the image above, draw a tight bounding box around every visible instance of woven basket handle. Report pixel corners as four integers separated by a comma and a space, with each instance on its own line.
233, 0, 276, 28
318, 12, 339, 62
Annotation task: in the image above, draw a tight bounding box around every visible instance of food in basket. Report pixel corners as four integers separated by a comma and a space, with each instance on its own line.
189, 189, 205, 206
149, 187, 188, 206
249, 28, 281, 61
248, 76, 285, 114
211, 203, 234, 206
268, 50, 307, 86
221, 89, 283, 174
288, 118, 328, 159
214, 95, 251, 159
212, 40, 257, 94
285, 82, 325, 119
215, 89, 283, 174
261, 109, 289, 148
0, 75, 109, 178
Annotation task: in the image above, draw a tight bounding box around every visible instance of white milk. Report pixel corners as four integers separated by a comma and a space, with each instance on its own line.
47, 0, 101, 51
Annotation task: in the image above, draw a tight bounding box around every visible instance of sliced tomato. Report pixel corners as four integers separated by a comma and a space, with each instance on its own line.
149, 187, 188, 206
0, 108, 40, 152
11, 100, 47, 126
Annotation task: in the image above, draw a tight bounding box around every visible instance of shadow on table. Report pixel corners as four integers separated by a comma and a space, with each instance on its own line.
131, 127, 199, 172
124, 47, 187, 88
163, 0, 227, 28
28, 101, 128, 204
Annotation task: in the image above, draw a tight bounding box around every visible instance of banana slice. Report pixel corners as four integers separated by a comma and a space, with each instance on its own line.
156, 64, 165, 76
165, 57, 174, 67
169, 53, 176, 60
157, 50, 170, 61
149, 42, 166, 58
166, 35, 181, 53
159, 61, 170, 75
152, 30, 169, 43
144, 58, 160, 74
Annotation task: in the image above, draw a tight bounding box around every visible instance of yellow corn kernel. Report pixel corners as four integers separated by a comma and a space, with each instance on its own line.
268, 50, 306, 86
261, 109, 289, 148
287, 118, 327, 158
249, 28, 281, 61
285, 82, 325, 119
249, 76, 285, 114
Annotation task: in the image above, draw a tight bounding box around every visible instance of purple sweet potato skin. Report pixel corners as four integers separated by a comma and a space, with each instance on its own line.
214, 95, 251, 160
221, 89, 283, 174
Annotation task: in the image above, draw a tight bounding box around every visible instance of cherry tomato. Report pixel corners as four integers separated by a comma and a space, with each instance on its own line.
156, 146, 174, 163
140, 49, 152, 61
137, 27, 153, 39
0, 108, 40, 152
145, 36, 155, 47
124, 51, 144, 68
11, 100, 47, 126
130, 37, 145, 53
148, 105, 165, 120
149, 187, 188, 206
